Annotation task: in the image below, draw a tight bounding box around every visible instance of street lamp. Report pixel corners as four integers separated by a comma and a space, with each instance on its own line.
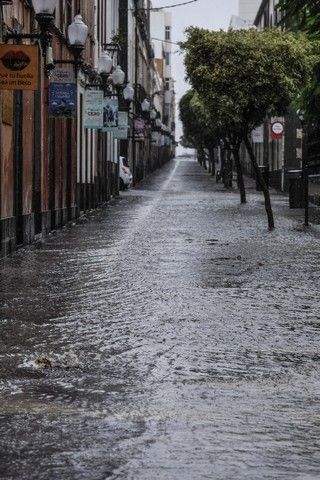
32, 0, 56, 17
67, 14, 88, 60
141, 98, 150, 112
150, 108, 157, 120
112, 65, 125, 86
123, 84, 135, 102
32, 0, 57, 50
98, 50, 113, 76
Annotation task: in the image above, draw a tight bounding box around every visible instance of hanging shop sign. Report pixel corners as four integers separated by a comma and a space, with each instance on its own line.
114, 111, 129, 139
0, 44, 39, 91
271, 120, 284, 140
49, 82, 77, 117
102, 98, 119, 131
151, 131, 161, 146
50, 67, 75, 83
134, 117, 145, 141
84, 90, 104, 128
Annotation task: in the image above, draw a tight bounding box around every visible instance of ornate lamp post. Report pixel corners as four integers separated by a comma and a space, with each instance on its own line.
67, 14, 88, 67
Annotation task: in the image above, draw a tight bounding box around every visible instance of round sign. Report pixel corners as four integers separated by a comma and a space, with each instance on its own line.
271, 121, 284, 135
271, 121, 284, 140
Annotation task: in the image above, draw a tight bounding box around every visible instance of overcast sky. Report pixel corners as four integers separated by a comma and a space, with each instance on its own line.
152, 0, 239, 152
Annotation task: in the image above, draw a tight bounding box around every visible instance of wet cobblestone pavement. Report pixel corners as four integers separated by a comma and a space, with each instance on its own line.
1, 158, 320, 479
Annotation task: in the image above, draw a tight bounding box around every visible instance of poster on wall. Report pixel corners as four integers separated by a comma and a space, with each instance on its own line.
0, 44, 39, 91
103, 98, 119, 131
84, 90, 104, 128
114, 111, 129, 139
134, 117, 145, 141
49, 82, 77, 117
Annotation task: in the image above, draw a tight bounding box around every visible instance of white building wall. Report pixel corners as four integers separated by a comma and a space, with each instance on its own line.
239, 0, 261, 23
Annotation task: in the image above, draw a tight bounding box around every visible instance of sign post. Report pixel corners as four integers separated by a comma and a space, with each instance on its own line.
49, 68, 76, 117
84, 90, 104, 128
0, 44, 39, 90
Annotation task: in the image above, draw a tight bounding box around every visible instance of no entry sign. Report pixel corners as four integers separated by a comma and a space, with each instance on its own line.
271, 121, 284, 140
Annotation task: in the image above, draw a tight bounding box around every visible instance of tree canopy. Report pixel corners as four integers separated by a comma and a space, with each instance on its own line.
277, 0, 320, 37
181, 27, 313, 229
179, 89, 218, 151
182, 27, 312, 136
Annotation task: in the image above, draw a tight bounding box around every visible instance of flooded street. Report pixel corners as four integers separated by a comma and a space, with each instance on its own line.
1, 158, 320, 479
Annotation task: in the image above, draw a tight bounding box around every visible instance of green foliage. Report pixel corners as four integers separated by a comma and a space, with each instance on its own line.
277, 0, 320, 37
181, 27, 313, 135
179, 89, 218, 150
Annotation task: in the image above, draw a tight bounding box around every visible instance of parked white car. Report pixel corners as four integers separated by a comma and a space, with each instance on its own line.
119, 156, 133, 190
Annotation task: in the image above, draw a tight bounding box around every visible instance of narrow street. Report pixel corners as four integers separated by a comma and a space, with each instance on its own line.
1, 157, 320, 480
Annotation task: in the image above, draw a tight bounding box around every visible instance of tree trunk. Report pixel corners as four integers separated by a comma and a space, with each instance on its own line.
233, 146, 246, 204
208, 146, 216, 176
244, 135, 274, 230
224, 148, 233, 188
220, 147, 226, 181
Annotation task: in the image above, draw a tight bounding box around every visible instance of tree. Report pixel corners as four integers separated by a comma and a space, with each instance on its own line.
179, 90, 218, 174
182, 27, 312, 229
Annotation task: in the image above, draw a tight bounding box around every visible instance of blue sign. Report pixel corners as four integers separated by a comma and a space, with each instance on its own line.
102, 98, 119, 131
49, 82, 77, 117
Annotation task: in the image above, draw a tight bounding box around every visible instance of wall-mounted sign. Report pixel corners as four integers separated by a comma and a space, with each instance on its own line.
0, 44, 39, 90
151, 131, 161, 146
252, 124, 264, 143
50, 67, 75, 83
114, 111, 129, 139
49, 82, 76, 117
134, 117, 145, 141
84, 90, 104, 128
103, 98, 119, 131
271, 121, 284, 140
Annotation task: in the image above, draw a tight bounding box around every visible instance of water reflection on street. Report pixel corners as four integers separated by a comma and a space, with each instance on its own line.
1, 158, 320, 479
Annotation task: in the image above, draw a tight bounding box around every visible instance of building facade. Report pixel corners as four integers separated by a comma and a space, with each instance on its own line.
150, 7, 176, 158
239, 0, 262, 23
0, 0, 173, 258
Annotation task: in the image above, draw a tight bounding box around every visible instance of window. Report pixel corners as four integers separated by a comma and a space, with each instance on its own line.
165, 52, 170, 66
165, 78, 170, 91
165, 26, 171, 41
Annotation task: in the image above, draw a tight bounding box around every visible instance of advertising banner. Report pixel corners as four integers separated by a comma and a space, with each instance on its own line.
151, 131, 161, 146
114, 111, 129, 139
0, 44, 39, 90
84, 90, 104, 128
49, 82, 77, 117
103, 98, 119, 131
134, 117, 145, 141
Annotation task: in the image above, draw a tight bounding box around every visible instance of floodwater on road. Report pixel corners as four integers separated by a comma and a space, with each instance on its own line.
0, 158, 320, 479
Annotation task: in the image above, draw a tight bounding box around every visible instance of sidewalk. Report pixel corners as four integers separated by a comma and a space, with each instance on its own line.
215, 166, 320, 230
